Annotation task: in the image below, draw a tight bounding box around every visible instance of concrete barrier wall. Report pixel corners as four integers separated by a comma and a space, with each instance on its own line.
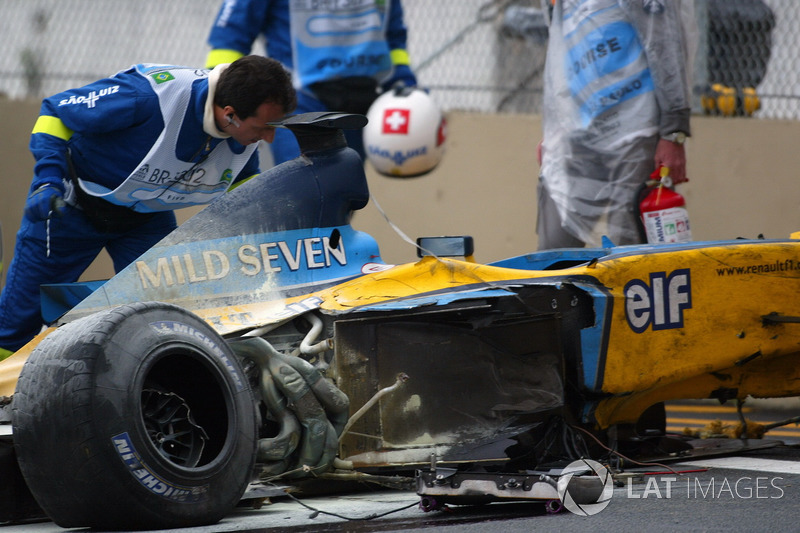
1, 98, 799, 286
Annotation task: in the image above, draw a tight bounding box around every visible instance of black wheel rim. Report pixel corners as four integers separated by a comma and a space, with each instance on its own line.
142, 388, 209, 468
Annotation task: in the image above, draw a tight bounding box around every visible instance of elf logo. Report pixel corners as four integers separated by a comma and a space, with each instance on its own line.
625, 269, 691, 333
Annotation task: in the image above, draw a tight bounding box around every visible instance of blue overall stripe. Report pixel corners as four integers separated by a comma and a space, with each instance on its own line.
579, 68, 654, 125
566, 20, 643, 95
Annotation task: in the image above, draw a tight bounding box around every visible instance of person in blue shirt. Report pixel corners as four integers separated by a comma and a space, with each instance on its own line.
0, 55, 296, 359
206, 0, 417, 165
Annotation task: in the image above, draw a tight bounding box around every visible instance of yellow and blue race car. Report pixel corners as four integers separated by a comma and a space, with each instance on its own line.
1, 113, 799, 529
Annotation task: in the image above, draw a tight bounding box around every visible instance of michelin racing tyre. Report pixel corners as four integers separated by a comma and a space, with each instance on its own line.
12, 302, 257, 530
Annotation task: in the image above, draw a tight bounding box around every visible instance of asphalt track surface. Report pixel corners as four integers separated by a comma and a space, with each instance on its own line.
6, 445, 800, 533
5, 398, 800, 533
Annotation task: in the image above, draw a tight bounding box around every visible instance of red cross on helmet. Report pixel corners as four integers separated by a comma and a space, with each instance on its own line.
363, 86, 447, 178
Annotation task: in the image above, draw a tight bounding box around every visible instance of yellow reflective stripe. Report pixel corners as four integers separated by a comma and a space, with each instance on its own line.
0, 347, 13, 362
32, 115, 74, 141
206, 49, 245, 69
228, 173, 259, 191
390, 49, 411, 66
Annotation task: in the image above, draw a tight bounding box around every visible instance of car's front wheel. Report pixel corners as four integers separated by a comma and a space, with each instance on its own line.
12, 301, 257, 530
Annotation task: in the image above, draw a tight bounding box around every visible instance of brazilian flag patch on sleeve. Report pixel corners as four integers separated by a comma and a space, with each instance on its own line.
151, 71, 175, 84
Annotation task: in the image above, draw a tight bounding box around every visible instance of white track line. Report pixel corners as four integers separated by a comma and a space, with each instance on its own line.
679, 457, 800, 474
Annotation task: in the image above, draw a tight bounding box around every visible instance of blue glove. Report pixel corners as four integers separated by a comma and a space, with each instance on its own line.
382, 64, 417, 92
24, 183, 65, 223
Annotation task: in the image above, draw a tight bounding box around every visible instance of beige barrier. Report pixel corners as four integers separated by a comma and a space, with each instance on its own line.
1, 98, 799, 285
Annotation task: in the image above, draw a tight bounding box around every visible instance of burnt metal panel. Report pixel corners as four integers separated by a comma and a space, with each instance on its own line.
334, 308, 565, 467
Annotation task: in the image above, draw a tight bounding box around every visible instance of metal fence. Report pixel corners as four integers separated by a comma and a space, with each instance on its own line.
0, 0, 796, 119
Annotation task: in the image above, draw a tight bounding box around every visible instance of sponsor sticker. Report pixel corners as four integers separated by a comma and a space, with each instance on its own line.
112, 432, 208, 502
362, 262, 394, 274
625, 269, 692, 333
58, 85, 120, 108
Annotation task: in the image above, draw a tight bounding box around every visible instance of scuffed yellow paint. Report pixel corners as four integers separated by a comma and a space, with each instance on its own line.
0, 328, 55, 397
315, 256, 552, 310
594, 350, 800, 428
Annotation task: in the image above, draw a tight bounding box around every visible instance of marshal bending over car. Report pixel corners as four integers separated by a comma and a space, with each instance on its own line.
2, 112, 800, 530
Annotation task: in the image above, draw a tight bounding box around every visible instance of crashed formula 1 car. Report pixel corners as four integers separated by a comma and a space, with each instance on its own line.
2, 113, 800, 529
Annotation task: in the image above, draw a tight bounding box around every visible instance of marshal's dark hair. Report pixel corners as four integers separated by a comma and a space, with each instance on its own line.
214, 55, 296, 118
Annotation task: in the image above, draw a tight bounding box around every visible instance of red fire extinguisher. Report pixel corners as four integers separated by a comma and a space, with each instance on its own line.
639, 166, 692, 244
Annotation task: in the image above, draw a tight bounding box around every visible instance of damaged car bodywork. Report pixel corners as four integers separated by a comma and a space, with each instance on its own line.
2, 113, 800, 529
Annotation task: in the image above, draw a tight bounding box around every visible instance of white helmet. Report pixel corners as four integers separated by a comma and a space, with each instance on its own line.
363, 86, 447, 178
